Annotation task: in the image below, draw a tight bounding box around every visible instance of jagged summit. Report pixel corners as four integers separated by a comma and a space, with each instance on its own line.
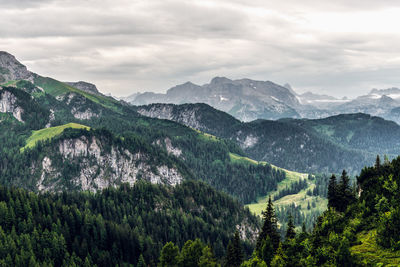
210, 76, 232, 85
66, 81, 100, 95
0, 51, 33, 83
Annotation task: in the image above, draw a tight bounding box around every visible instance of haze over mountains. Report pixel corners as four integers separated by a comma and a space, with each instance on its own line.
127, 77, 400, 124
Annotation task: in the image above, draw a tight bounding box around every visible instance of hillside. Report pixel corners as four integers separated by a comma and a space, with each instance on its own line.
0, 53, 292, 205
136, 103, 385, 174
0, 180, 260, 266
239, 157, 400, 266
22, 123, 90, 151
230, 153, 327, 231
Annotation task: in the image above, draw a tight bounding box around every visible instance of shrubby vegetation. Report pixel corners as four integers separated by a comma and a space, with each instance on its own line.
237, 156, 400, 266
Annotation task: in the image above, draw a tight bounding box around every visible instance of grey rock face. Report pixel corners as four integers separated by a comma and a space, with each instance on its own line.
0, 51, 33, 83
0, 89, 24, 122
37, 135, 184, 192
137, 104, 204, 130
129, 77, 301, 121
66, 81, 100, 95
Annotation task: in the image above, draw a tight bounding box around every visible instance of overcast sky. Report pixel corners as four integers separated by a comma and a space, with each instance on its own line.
1, 0, 400, 97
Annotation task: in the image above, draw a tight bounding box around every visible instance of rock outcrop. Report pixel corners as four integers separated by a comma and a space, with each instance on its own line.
66, 81, 101, 95
36, 135, 184, 192
0, 89, 24, 122
0, 51, 33, 83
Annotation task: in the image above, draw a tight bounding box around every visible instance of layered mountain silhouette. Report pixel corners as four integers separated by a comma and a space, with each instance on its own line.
127, 77, 400, 124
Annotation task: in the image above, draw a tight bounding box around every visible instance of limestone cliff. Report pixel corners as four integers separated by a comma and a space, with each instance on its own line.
0, 89, 24, 122
35, 134, 184, 192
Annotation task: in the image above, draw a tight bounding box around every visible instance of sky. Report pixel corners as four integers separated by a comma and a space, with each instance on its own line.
1, 0, 400, 97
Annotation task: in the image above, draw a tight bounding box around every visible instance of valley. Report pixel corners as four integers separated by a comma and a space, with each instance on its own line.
0, 51, 398, 266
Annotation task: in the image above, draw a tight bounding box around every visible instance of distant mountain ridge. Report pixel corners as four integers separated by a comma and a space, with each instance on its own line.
126, 76, 400, 124
136, 102, 400, 174
129, 77, 301, 121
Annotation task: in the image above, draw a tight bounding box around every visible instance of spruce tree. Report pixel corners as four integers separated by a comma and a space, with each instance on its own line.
159, 242, 179, 267
337, 169, 355, 212
137, 254, 146, 267
199, 246, 218, 267
224, 231, 243, 267
285, 214, 296, 241
327, 174, 337, 209
256, 196, 280, 254
375, 155, 381, 170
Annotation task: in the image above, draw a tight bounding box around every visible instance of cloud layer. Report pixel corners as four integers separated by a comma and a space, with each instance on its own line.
1, 0, 400, 97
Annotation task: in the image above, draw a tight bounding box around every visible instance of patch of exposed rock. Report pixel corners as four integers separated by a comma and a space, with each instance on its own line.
0, 51, 33, 83
71, 107, 99, 120
236, 219, 259, 242
66, 81, 100, 95
45, 109, 55, 128
137, 104, 205, 131
37, 135, 183, 192
0, 89, 24, 122
57, 92, 100, 120
155, 137, 182, 157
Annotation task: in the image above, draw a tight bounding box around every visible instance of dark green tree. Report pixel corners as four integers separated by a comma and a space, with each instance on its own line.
180, 239, 205, 267
224, 231, 243, 267
336, 238, 354, 266
285, 214, 296, 241
259, 237, 274, 265
327, 174, 337, 209
199, 246, 219, 267
337, 170, 355, 212
137, 254, 146, 267
256, 196, 280, 252
375, 155, 381, 170
159, 242, 179, 267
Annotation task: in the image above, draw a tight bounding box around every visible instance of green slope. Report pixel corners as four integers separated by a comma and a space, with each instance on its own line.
228, 153, 326, 218
22, 123, 90, 151
34, 76, 124, 114
351, 230, 400, 265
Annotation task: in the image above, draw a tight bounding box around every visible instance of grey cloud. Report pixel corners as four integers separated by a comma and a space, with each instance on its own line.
1, 0, 400, 97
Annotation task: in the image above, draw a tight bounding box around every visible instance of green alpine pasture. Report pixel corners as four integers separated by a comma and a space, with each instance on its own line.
22, 123, 90, 151
34, 76, 123, 114
229, 153, 327, 218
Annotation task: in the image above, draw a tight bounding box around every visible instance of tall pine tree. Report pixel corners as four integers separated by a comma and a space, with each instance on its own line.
224, 231, 243, 267
256, 196, 280, 253
285, 214, 296, 241
328, 174, 337, 209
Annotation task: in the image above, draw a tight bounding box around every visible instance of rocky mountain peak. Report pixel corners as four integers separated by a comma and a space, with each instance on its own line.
66, 81, 100, 95
369, 87, 400, 96
0, 51, 33, 83
210, 76, 232, 85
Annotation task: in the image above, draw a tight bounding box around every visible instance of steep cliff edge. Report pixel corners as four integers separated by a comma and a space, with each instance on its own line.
21, 127, 188, 192
0, 88, 24, 122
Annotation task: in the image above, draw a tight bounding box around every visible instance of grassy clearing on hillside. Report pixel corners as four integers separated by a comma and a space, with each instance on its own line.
34, 76, 123, 113
0, 80, 17, 87
229, 153, 259, 164
192, 129, 220, 142
22, 123, 90, 151
351, 230, 400, 266
230, 153, 327, 217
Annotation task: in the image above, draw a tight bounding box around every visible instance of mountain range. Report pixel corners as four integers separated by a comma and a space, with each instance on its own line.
135, 103, 400, 174
126, 77, 400, 124
1, 51, 400, 265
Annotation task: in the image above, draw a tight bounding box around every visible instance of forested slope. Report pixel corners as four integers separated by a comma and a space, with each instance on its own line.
0, 180, 260, 266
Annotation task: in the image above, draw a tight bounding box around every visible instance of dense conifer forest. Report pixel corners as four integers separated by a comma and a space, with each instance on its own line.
0, 180, 259, 266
